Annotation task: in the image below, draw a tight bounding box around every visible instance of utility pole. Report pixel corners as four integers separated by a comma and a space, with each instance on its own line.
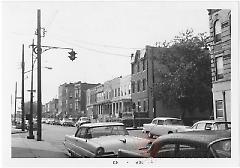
27, 39, 35, 139
21, 44, 25, 131
14, 82, 17, 125
37, 9, 42, 141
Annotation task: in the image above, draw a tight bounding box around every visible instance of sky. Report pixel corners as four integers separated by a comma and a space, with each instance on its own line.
1, 1, 233, 114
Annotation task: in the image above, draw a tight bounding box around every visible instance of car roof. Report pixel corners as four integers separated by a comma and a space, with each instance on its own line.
153, 130, 231, 147
80, 122, 124, 128
194, 120, 231, 124
153, 117, 181, 121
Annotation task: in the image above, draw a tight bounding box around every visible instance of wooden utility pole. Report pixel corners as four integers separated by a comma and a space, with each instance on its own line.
21, 44, 25, 131
14, 82, 17, 125
37, 9, 42, 141
27, 39, 35, 139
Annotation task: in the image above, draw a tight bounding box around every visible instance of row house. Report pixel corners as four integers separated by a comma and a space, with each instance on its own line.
207, 9, 231, 122
86, 75, 132, 121
57, 81, 98, 119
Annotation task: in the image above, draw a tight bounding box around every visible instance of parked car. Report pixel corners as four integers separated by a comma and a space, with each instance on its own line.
47, 118, 55, 125
118, 130, 231, 158
75, 117, 91, 128
52, 119, 61, 125
63, 122, 151, 158
60, 118, 75, 127
144, 117, 191, 138
190, 120, 231, 131
41, 118, 47, 123
15, 120, 27, 129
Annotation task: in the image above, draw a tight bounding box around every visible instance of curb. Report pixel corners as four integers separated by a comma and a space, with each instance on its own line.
11, 130, 28, 134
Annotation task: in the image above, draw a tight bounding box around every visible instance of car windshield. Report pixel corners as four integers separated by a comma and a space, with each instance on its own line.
165, 119, 183, 125
88, 125, 129, 138
210, 139, 231, 158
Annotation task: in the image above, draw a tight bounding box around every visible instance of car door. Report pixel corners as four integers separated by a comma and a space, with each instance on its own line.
71, 127, 90, 157
151, 119, 164, 136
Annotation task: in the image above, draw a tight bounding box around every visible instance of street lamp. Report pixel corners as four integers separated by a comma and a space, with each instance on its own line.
33, 9, 77, 141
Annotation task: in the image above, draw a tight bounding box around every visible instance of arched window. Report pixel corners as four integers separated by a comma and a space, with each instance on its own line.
214, 20, 221, 42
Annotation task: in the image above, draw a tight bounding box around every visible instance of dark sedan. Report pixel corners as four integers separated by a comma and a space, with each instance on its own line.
118, 130, 231, 158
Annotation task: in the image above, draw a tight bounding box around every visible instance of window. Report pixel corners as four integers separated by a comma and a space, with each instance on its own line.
128, 84, 131, 94
216, 100, 224, 118
143, 100, 146, 112
75, 102, 78, 110
142, 79, 146, 91
75, 127, 87, 138
216, 56, 224, 80
153, 143, 209, 158
143, 59, 146, 71
137, 80, 141, 92
137, 101, 141, 112
75, 90, 78, 98
157, 120, 164, 125
214, 20, 221, 42
132, 64, 135, 74
196, 123, 206, 130
118, 88, 120, 97
131, 81, 135, 93
70, 103, 73, 109
137, 61, 140, 72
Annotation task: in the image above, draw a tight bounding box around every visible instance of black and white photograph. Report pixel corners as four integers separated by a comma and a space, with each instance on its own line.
1, 0, 239, 167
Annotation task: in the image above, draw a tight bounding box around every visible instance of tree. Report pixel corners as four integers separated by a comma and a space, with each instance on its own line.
153, 29, 212, 118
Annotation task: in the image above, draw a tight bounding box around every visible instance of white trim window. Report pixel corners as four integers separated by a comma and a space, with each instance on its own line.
214, 20, 221, 42
216, 56, 224, 80
216, 100, 224, 118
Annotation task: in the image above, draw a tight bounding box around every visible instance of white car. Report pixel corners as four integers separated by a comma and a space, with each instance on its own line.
146, 117, 191, 138
64, 122, 151, 157
75, 117, 91, 128
190, 120, 231, 131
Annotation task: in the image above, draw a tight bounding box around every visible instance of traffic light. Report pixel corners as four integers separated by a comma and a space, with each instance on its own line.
68, 50, 77, 61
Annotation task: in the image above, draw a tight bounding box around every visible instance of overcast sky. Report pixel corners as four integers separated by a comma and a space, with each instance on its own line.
1, 1, 236, 114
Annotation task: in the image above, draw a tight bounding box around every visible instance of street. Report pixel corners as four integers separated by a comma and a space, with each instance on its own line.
12, 123, 151, 158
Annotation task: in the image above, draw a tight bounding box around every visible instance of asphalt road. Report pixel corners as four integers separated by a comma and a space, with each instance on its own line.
40, 124, 151, 156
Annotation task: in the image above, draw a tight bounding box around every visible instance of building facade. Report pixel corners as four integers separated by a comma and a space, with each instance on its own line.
207, 9, 231, 121
86, 75, 132, 122
131, 46, 183, 119
58, 82, 98, 119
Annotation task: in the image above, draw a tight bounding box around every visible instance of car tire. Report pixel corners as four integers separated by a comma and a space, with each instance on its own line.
168, 131, 173, 134
68, 151, 75, 158
148, 132, 153, 138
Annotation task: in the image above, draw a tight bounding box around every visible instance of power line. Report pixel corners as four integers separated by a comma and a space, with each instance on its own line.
53, 37, 132, 58
49, 31, 141, 50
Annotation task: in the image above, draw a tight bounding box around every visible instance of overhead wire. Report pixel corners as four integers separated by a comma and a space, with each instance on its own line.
51, 36, 133, 58
48, 31, 142, 50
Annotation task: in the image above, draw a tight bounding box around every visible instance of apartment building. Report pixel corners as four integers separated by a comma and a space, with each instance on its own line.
207, 9, 231, 121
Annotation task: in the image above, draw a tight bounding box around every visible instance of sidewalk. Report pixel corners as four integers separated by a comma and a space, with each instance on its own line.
11, 127, 68, 158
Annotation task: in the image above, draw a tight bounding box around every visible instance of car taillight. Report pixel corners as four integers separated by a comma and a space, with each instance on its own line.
96, 147, 104, 155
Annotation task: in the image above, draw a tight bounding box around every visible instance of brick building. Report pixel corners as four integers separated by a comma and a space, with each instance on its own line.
207, 9, 231, 121
57, 82, 98, 119
131, 46, 183, 119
